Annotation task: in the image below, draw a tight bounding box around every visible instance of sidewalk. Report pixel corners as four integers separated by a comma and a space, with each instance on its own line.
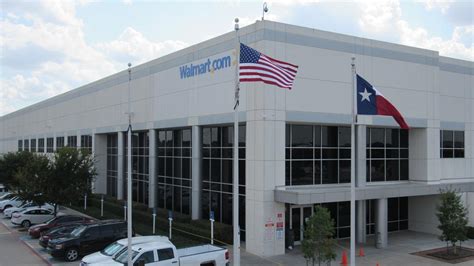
0, 214, 75, 266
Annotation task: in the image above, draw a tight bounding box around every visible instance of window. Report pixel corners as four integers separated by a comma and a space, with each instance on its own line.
24, 139, 29, 152
38, 138, 45, 153
135, 251, 155, 265
388, 197, 408, 232
18, 140, 23, 152
46, 138, 54, 153
124, 132, 149, 204
30, 139, 37, 153
366, 197, 408, 234
81, 135, 93, 152
157, 128, 192, 215
286, 124, 351, 185
107, 134, 118, 198
157, 248, 174, 261
56, 137, 64, 149
85, 227, 100, 237
67, 136, 77, 148
201, 125, 246, 238
441, 130, 464, 158
366, 128, 408, 182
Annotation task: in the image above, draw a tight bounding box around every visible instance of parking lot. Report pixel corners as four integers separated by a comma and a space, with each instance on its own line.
1, 208, 83, 266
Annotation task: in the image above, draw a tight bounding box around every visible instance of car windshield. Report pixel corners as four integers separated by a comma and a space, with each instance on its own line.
114, 250, 139, 264
70, 225, 87, 237
101, 242, 124, 256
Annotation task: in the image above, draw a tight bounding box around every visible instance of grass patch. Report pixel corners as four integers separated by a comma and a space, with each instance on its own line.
69, 197, 231, 249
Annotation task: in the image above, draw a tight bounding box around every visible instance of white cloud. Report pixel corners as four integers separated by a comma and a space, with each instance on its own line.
358, 0, 401, 33
398, 22, 473, 60
96, 27, 188, 66
268, 0, 320, 6
0, 1, 188, 116
122, 0, 133, 5
418, 0, 455, 13
357, 0, 473, 60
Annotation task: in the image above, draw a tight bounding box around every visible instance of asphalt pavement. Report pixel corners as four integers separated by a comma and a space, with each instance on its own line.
0, 220, 47, 266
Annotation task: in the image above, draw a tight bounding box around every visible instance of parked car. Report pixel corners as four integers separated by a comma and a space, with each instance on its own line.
4, 202, 54, 218
0, 196, 24, 212
93, 239, 230, 266
80, 235, 169, 265
47, 220, 132, 261
0, 192, 16, 201
29, 214, 96, 238
39, 224, 83, 248
11, 207, 55, 228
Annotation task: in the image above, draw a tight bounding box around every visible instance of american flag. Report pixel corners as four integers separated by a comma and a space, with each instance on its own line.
239, 43, 298, 90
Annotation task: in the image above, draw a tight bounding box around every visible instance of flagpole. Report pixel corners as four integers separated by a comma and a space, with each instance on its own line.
127, 63, 133, 266
350, 57, 356, 266
233, 18, 241, 266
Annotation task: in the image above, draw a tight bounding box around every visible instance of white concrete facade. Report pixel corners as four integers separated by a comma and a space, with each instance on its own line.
0, 21, 473, 257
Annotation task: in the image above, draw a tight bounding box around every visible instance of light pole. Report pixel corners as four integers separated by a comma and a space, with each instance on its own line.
126, 62, 133, 266
233, 18, 241, 266
262, 2, 268, 20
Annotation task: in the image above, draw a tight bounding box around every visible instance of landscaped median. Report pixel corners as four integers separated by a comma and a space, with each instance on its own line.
69, 194, 233, 248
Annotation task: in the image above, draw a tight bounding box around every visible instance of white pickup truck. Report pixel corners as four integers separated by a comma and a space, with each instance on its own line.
90, 238, 230, 266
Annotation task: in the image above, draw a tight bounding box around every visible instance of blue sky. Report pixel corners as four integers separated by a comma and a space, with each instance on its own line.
1, 0, 472, 116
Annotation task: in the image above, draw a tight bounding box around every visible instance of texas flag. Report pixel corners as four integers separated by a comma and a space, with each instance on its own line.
357, 75, 409, 129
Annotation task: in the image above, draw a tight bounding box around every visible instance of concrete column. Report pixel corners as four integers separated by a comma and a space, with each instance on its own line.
77, 132, 81, 149
53, 134, 57, 151
91, 131, 96, 192
375, 198, 388, 248
191, 125, 202, 220
64, 133, 68, 147
356, 200, 366, 244
117, 132, 124, 200
93, 134, 107, 194
43, 136, 47, 153
356, 125, 367, 188
148, 129, 156, 208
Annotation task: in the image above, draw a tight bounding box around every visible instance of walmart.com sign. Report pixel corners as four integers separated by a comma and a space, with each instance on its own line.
179, 55, 232, 79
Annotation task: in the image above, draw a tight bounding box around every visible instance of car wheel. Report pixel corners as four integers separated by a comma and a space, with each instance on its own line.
65, 248, 79, 262
21, 220, 31, 228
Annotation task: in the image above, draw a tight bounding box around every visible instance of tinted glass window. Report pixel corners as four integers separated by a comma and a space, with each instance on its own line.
85, 227, 100, 237
292, 125, 312, 147
157, 248, 174, 261
441, 130, 464, 158
135, 251, 155, 265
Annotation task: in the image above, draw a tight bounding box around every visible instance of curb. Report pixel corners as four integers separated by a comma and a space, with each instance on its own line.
1, 220, 52, 266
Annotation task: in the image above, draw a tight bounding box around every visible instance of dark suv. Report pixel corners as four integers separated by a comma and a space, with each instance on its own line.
47, 220, 132, 261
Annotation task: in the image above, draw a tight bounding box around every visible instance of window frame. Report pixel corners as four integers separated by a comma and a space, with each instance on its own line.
440, 130, 464, 158
366, 128, 409, 182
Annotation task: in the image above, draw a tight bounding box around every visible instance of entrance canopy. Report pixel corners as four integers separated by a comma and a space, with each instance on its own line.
274, 181, 474, 205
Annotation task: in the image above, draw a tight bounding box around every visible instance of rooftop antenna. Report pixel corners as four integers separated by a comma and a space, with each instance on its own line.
262, 2, 268, 20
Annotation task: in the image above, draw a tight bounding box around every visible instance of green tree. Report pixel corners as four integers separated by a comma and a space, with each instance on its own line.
436, 188, 469, 255
0, 151, 34, 189
47, 147, 96, 214
302, 206, 337, 266
14, 153, 52, 206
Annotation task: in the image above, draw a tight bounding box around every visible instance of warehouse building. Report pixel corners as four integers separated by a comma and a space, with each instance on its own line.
0, 20, 473, 256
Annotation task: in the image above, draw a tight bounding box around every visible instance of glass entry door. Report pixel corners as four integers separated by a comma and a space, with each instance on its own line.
290, 205, 314, 244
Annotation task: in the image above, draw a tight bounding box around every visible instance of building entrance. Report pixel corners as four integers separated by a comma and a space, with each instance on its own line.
289, 205, 313, 244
